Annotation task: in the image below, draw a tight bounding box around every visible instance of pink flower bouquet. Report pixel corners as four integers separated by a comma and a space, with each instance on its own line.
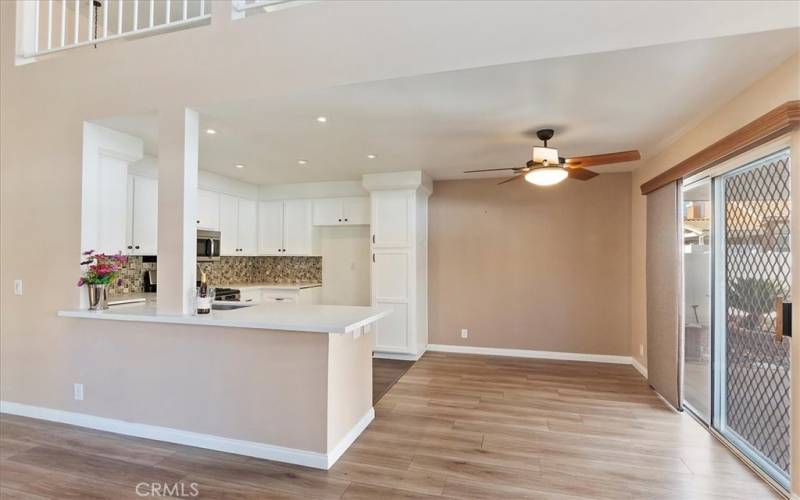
77, 250, 128, 287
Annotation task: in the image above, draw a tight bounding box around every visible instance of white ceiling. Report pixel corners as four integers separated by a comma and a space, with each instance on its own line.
96, 28, 798, 186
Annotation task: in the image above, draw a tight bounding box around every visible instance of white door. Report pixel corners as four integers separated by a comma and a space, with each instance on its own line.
342, 197, 370, 225
197, 189, 220, 230
237, 199, 258, 256
372, 191, 411, 247
258, 201, 284, 255
283, 199, 312, 255
130, 176, 158, 255
219, 194, 239, 255
312, 198, 343, 226
97, 156, 129, 254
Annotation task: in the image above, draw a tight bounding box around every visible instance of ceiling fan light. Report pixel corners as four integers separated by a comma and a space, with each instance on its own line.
525, 166, 568, 186
532, 146, 559, 166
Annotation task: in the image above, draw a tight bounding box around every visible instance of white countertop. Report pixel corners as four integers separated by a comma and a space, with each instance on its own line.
58, 301, 389, 334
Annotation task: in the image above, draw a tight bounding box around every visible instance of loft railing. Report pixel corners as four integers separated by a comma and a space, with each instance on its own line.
17, 0, 211, 59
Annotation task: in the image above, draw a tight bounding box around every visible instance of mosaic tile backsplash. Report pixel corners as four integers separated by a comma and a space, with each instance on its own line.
198, 256, 322, 285
109, 257, 157, 295
110, 256, 322, 296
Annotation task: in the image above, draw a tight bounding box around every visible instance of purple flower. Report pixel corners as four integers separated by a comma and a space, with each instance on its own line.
116, 278, 123, 286
76, 278, 84, 287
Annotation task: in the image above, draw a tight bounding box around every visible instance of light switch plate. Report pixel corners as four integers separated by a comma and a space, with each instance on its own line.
14, 280, 22, 295
461, 329, 468, 339
73, 383, 84, 401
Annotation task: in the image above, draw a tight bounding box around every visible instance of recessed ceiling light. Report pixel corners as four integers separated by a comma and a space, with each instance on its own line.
205, 128, 217, 135
297, 159, 308, 165
367, 154, 377, 159
316, 116, 327, 123
235, 164, 245, 169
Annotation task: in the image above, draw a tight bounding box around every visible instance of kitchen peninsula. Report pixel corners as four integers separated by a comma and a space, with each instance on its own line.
55, 302, 390, 469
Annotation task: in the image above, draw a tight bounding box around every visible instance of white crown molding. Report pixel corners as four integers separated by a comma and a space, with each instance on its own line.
0, 401, 372, 470
427, 344, 632, 365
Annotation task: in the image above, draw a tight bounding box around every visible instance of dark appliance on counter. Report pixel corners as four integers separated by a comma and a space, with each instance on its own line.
214, 288, 241, 302
143, 270, 157, 293
197, 230, 221, 262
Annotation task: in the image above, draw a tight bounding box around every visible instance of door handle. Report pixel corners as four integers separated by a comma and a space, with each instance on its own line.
372, 234, 376, 244
372, 253, 375, 263
775, 296, 792, 342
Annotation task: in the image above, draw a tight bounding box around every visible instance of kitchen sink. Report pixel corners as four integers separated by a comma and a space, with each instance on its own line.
211, 303, 253, 311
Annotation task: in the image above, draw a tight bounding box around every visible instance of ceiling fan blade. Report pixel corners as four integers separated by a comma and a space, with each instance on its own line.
498, 173, 525, 185
464, 167, 519, 173
564, 150, 641, 168
567, 167, 599, 181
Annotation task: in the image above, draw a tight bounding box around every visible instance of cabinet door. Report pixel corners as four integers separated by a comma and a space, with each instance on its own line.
372, 251, 411, 352
197, 189, 220, 230
97, 156, 129, 254
371, 191, 411, 247
219, 194, 239, 256
283, 199, 312, 255
342, 197, 370, 225
237, 199, 258, 256
258, 201, 284, 255
130, 176, 158, 255
312, 198, 343, 226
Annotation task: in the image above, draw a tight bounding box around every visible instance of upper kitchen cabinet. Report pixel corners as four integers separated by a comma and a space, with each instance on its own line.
220, 194, 258, 256
127, 175, 158, 255
371, 191, 412, 248
96, 156, 129, 254
258, 199, 314, 256
196, 189, 220, 231
312, 197, 370, 226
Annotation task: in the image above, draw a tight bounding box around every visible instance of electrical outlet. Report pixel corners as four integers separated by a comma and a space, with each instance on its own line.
461, 329, 468, 339
639, 344, 644, 357
73, 383, 84, 401
14, 280, 22, 296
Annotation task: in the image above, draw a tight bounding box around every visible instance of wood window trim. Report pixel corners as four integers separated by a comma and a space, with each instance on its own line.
640, 100, 800, 195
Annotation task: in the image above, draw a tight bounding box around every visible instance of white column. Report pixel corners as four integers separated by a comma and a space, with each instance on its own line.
157, 108, 198, 315
790, 130, 799, 497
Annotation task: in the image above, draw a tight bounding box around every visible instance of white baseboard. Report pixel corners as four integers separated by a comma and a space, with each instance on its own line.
326, 407, 374, 468
427, 344, 632, 365
0, 401, 372, 470
631, 357, 648, 379
373, 351, 423, 361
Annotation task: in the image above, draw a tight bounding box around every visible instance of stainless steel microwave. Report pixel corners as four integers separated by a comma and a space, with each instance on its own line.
197, 230, 221, 262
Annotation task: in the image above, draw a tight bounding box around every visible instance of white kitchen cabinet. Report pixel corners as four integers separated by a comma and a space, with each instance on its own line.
260, 200, 314, 256
219, 194, 239, 255
237, 199, 258, 255
97, 155, 129, 254
371, 191, 412, 248
312, 197, 369, 226
364, 175, 431, 360
197, 189, 220, 231
220, 195, 258, 256
127, 175, 158, 255
258, 201, 284, 255
283, 199, 312, 255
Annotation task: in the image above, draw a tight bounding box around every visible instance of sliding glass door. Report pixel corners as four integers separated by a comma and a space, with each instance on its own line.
713, 148, 792, 489
682, 180, 712, 422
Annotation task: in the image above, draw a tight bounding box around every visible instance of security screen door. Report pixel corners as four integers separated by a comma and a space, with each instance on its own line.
714, 148, 792, 489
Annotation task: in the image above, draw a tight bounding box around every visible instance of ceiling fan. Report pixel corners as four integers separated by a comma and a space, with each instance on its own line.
464, 129, 641, 186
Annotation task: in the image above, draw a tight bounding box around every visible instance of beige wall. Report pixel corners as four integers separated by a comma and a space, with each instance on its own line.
320, 226, 371, 306
629, 54, 800, 368
429, 174, 631, 355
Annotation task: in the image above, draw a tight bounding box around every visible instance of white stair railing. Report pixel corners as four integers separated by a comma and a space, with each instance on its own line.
18, 0, 211, 59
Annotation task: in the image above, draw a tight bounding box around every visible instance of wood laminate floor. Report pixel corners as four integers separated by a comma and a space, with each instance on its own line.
373, 358, 415, 404
0, 352, 780, 499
